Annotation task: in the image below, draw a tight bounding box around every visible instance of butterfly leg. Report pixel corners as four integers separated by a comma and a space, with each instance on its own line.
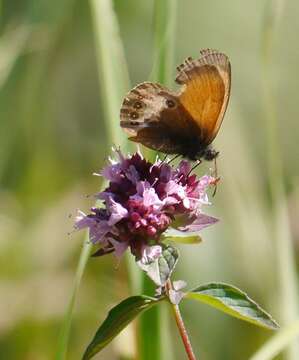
187, 159, 202, 176
212, 157, 218, 178
166, 154, 181, 165
211, 158, 220, 197
159, 154, 168, 164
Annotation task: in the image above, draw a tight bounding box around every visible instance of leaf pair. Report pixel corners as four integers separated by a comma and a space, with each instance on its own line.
82, 283, 279, 359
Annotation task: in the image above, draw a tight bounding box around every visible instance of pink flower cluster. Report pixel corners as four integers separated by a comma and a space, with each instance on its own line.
75, 150, 218, 262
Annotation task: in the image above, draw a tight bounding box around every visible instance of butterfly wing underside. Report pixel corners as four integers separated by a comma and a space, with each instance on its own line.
120, 82, 195, 153
120, 49, 231, 155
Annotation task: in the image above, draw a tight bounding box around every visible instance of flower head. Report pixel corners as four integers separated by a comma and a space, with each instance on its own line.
75, 149, 218, 262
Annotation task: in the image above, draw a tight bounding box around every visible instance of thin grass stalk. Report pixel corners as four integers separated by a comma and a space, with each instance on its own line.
151, 0, 177, 85
56, 237, 92, 360
90, 0, 131, 149
139, 1, 177, 360
249, 320, 299, 360
261, 0, 299, 358
57, 1, 138, 359
89, 0, 141, 296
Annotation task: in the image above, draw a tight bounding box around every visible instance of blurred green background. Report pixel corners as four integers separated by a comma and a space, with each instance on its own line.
1, 0, 299, 359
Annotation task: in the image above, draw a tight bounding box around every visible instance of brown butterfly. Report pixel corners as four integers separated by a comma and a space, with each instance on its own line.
120, 49, 231, 161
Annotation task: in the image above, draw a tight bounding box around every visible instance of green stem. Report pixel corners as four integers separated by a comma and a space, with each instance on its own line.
166, 280, 197, 360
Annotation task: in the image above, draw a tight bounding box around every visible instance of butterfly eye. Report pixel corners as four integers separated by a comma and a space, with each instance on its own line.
166, 99, 176, 108
130, 111, 139, 119
133, 101, 143, 109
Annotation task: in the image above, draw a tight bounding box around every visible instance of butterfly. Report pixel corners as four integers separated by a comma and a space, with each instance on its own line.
120, 49, 231, 161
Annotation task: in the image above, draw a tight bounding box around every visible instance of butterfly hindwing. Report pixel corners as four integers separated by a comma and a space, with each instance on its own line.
120, 82, 197, 153
120, 82, 167, 136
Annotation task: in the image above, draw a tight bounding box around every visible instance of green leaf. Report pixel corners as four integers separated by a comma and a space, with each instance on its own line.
82, 295, 163, 359
161, 228, 202, 244
138, 246, 179, 287
186, 282, 279, 330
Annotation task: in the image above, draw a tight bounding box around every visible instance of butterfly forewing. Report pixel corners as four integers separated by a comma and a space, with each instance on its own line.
176, 50, 231, 144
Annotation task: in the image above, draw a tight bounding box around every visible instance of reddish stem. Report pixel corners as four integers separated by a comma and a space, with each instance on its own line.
166, 280, 197, 360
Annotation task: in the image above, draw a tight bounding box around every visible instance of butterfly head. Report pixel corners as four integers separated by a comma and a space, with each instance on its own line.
201, 147, 219, 161
182, 143, 219, 162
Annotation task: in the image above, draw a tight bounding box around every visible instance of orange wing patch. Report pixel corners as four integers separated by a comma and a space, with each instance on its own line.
176, 50, 231, 144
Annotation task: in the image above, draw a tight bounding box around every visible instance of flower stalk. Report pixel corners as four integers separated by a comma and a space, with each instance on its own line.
166, 280, 197, 360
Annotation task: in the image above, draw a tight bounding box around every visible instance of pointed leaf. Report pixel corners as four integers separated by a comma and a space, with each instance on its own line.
161, 228, 202, 244
82, 295, 163, 359
138, 245, 179, 286
186, 282, 279, 330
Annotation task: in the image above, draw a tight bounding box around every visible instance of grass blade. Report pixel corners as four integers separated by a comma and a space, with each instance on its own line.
261, 1, 299, 358
56, 236, 92, 360
90, 0, 131, 149
89, 0, 141, 296
57, 1, 136, 359
139, 1, 177, 360
250, 320, 299, 360
150, 0, 177, 86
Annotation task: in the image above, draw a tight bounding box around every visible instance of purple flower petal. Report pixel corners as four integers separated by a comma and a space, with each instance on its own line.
101, 161, 123, 183
75, 211, 112, 244
178, 213, 219, 232
135, 181, 150, 196
107, 199, 128, 226
197, 175, 215, 204
89, 221, 111, 243
98, 192, 128, 225
75, 149, 219, 261
109, 238, 129, 258
177, 160, 191, 177
159, 163, 172, 181
143, 188, 163, 209
97, 191, 115, 201
125, 165, 140, 184
74, 210, 89, 229
165, 180, 186, 198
